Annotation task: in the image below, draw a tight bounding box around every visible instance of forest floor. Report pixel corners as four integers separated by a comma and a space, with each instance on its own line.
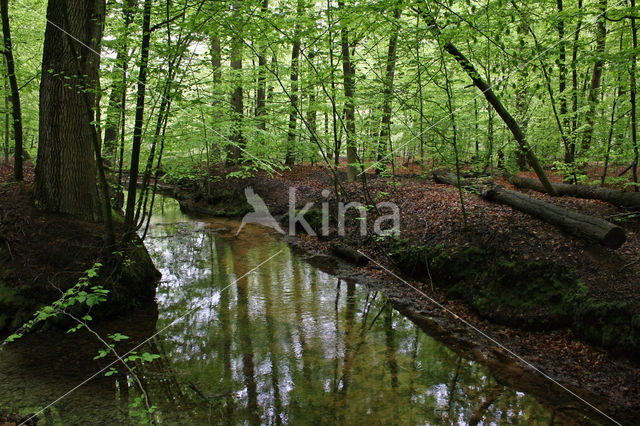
0, 162, 158, 336
0, 162, 108, 332
174, 162, 640, 423
2, 159, 639, 422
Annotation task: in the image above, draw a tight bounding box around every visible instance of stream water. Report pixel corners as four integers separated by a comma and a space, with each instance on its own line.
0, 194, 602, 425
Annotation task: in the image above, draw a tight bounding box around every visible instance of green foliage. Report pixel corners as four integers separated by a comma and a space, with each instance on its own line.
1, 261, 159, 422
3, 263, 106, 343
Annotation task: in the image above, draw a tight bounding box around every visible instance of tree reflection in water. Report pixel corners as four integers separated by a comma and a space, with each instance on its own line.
134, 197, 562, 425
0, 195, 589, 424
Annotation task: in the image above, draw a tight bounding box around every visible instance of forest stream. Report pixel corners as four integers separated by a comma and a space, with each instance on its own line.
0, 194, 607, 425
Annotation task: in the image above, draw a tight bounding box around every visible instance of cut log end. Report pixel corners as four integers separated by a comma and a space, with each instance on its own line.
602, 226, 627, 249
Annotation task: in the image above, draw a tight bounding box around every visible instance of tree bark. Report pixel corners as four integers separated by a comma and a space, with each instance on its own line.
375, 8, 401, 171
580, 0, 607, 152
485, 185, 625, 249
3, 57, 8, 164
557, 0, 570, 164
433, 170, 626, 249
507, 174, 640, 209
226, 0, 245, 165
285, 0, 303, 166
567, 0, 583, 168
124, 0, 152, 232
631, 0, 639, 191
1, 0, 23, 181
35, 0, 105, 221
514, 17, 528, 171
338, 0, 358, 181
255, 0, 268, 132
102, 0, 136, 162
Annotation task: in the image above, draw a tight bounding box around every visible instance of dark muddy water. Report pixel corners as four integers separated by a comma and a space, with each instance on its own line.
0, 194, 602, 424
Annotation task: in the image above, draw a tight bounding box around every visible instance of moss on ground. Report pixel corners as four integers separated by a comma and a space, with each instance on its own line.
388, 238, 639, 354
573, 299, 640, 354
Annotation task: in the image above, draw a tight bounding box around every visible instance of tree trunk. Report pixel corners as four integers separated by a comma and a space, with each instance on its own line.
507, 174, 640, 209
102, 0, 136, 162
35, 0, 105, 221
485, 185, 625, 249
1, 0, 23, 181
255, 0, 268, 132
306, 48, 318, 155
514, 17, 528, 171
375, 8, 401, 172
433, 170, 626, 249
3, 57, 8, 164
567, 0, 583, 168
631, 0, 639, 191
339, 0, 358, 181
285, 0, 303, 166
124, 0, 152, 232
210, 32, 222, 132
557, 0, 570, 164
420, 9, 557, 195
580, 0, 607, 152
226, 0, 245, 165
445, 42, 556, 194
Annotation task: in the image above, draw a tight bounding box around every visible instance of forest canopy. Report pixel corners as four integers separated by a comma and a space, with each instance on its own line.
2, 0, 639, 190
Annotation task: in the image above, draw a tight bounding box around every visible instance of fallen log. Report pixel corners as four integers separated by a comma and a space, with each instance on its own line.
330, 242, 368, 266
507, 174, 640, 209
433, 170, 626, 249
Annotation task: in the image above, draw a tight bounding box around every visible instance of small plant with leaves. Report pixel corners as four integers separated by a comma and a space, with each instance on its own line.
1, 262, 159, 423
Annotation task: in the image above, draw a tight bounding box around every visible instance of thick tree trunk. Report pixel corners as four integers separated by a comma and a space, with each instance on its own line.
567, 0, 583, 168
433, 170, 626, 249
3, 58, 8, 164
557, 0, 570, 165
210, 32, 222, 128
514, 18, 528, 171
1, 0, 23, 181
508, 174, 640, 209
35, 0, 105, 221
339, 0, 358, 181
485, 185, 625, 249
306, 49, 318, 154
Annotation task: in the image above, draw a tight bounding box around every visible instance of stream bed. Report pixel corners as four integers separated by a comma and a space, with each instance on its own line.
0, 195, 603, 424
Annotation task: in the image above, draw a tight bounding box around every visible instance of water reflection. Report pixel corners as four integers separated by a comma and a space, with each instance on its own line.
139, 196, 560, 425
0, 195, 595, 424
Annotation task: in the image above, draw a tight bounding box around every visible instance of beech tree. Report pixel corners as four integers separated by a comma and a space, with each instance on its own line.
0, 0, 22, 181
34, 0, 106, 221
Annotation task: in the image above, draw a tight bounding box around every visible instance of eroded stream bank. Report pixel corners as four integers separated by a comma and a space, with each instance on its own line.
0, 193, 617, 424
